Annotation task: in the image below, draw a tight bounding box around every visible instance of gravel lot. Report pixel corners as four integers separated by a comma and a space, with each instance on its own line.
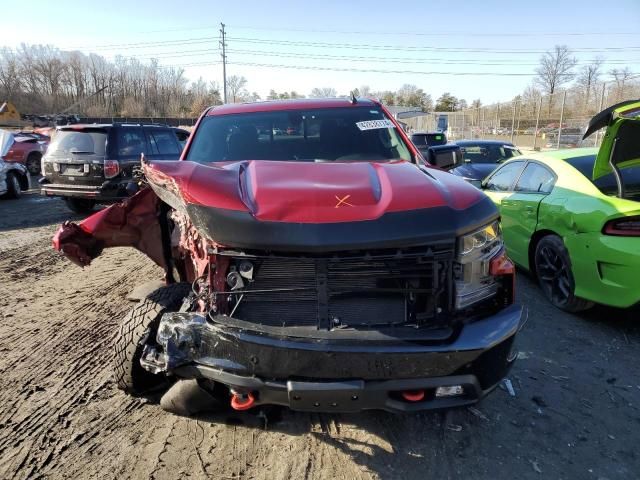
1, 189, 639, 480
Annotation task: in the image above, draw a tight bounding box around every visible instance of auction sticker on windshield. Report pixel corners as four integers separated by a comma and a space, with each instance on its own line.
356, 119, 396, 131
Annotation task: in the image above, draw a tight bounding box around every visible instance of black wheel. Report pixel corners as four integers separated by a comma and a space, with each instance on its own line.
534, 235, 593, 312
113, 282, 191, 396
5, 172, 22, 199
64, 197, 96, 214
26, 152, 41, 175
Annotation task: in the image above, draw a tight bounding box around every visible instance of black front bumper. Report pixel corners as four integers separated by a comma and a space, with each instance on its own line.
145, 304, 524, 413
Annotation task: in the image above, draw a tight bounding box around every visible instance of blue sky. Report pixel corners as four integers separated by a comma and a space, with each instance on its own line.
1, 0, 639, 103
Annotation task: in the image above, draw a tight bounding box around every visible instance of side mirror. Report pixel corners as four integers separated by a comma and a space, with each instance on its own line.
427, 145, 463, 170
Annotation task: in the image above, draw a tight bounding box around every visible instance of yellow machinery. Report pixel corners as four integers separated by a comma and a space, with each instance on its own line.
0, 102, 24, 127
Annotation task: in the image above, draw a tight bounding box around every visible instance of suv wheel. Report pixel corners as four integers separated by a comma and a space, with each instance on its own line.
4, 173, 22, 199
26, 152, 42, 175
64, 197, 96, 214
534, 235, 593, 312
113, 283, 191, 396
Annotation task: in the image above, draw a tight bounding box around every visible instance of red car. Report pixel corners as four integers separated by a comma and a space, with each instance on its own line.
0, 129, 49, 175
54, 98, 523, 416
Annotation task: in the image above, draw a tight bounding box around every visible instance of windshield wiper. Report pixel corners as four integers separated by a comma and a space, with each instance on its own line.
69, 150, 95, 154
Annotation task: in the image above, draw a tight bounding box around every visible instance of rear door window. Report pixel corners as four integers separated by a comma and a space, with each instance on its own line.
145, 129, 181, 158
514, 163, 556, 193
484, 160, 526, 191
116, 128, 147, 159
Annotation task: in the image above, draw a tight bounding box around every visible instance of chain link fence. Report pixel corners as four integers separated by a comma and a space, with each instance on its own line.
404, 80, 640, 151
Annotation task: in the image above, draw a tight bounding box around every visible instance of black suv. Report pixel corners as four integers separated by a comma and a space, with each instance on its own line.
41, 123, 189, 213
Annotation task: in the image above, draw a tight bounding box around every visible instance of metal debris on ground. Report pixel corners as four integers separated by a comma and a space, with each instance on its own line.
530, 460, 542, 473
467, 406, 490, 422
503, 378, 516, 397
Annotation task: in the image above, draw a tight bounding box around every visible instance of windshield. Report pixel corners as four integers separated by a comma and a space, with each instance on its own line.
411, 133, 446, 147
46, 129, 107, 157
186, 107, 412, 163
462, 144, 522, 164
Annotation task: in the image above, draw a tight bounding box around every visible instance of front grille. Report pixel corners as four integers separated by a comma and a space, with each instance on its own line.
229, 246, 454, 329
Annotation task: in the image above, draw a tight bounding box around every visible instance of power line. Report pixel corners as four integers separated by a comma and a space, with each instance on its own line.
58, 34, 640, 56
60, 36, 217, 51
225, 48, 635, 66
224, 61, 585, 76
229, 24, 640, 37
226, 36, 640, 54
95, 46, 635, 66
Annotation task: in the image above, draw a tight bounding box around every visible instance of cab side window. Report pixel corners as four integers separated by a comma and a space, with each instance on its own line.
515, 163, 556, 193
484, 161, 525, 191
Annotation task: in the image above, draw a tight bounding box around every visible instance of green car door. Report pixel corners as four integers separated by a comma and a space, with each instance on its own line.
483, 160, 556, 268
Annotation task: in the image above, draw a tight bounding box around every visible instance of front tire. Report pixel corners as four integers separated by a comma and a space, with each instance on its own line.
534, 235, 593, 312
5, 173, 22, 199
64, 197, 96, 214
113, 283, 191, 396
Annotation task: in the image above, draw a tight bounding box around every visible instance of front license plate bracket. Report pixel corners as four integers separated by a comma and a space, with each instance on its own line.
287, 380, 366, 412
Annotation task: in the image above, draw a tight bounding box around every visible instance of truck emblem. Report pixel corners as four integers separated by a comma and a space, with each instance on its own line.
334, 195, 353, 208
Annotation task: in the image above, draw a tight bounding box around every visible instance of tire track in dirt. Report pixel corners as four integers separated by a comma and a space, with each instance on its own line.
0, 214, 164, 479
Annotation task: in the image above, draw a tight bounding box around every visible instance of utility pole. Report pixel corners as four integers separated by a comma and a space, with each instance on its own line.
219, 23, 227, 104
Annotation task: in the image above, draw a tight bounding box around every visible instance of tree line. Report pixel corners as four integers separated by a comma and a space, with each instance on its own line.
1, 43, 637, 118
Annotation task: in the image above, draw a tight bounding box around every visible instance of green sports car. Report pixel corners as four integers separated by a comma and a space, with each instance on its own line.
480, 101, 640, 311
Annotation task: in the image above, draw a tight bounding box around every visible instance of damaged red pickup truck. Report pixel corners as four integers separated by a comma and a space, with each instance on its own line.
54, 98, 524, 414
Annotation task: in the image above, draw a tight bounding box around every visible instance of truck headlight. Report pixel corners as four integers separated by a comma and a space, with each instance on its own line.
455, 221, 503, 309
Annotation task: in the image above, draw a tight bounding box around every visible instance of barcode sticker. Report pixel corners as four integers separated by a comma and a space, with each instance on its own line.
355, 119, 395, 131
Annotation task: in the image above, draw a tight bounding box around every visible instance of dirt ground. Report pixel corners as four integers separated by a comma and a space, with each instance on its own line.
1, 189, 639, 480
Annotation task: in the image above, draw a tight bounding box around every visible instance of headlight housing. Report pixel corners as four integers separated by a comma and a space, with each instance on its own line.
455, 221, 504, 309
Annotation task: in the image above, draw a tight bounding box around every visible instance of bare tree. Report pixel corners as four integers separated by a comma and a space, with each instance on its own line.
576, 57, 604, 110
609, 67, 633, 102
358, 85, 371, 97
0, 48, 21, 101
520, 84, 541, 117
535, 45, 577, 113
309, 87, 337, 98
226, 75, 248, 103
471, 99, 482, 124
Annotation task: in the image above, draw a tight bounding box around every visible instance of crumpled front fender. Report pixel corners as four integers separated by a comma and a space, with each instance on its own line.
53, 187, 166, 268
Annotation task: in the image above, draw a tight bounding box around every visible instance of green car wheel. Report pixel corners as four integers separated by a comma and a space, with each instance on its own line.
534, 235, 594, 313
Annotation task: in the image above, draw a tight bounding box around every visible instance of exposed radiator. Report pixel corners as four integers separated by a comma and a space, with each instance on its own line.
231, 247, 454, 329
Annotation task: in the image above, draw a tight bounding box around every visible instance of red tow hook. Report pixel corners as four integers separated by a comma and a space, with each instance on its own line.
230, 392, 256, 411
401, 390, 425, 402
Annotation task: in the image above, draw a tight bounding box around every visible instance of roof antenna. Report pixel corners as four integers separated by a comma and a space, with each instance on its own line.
349, 91, 358, 104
